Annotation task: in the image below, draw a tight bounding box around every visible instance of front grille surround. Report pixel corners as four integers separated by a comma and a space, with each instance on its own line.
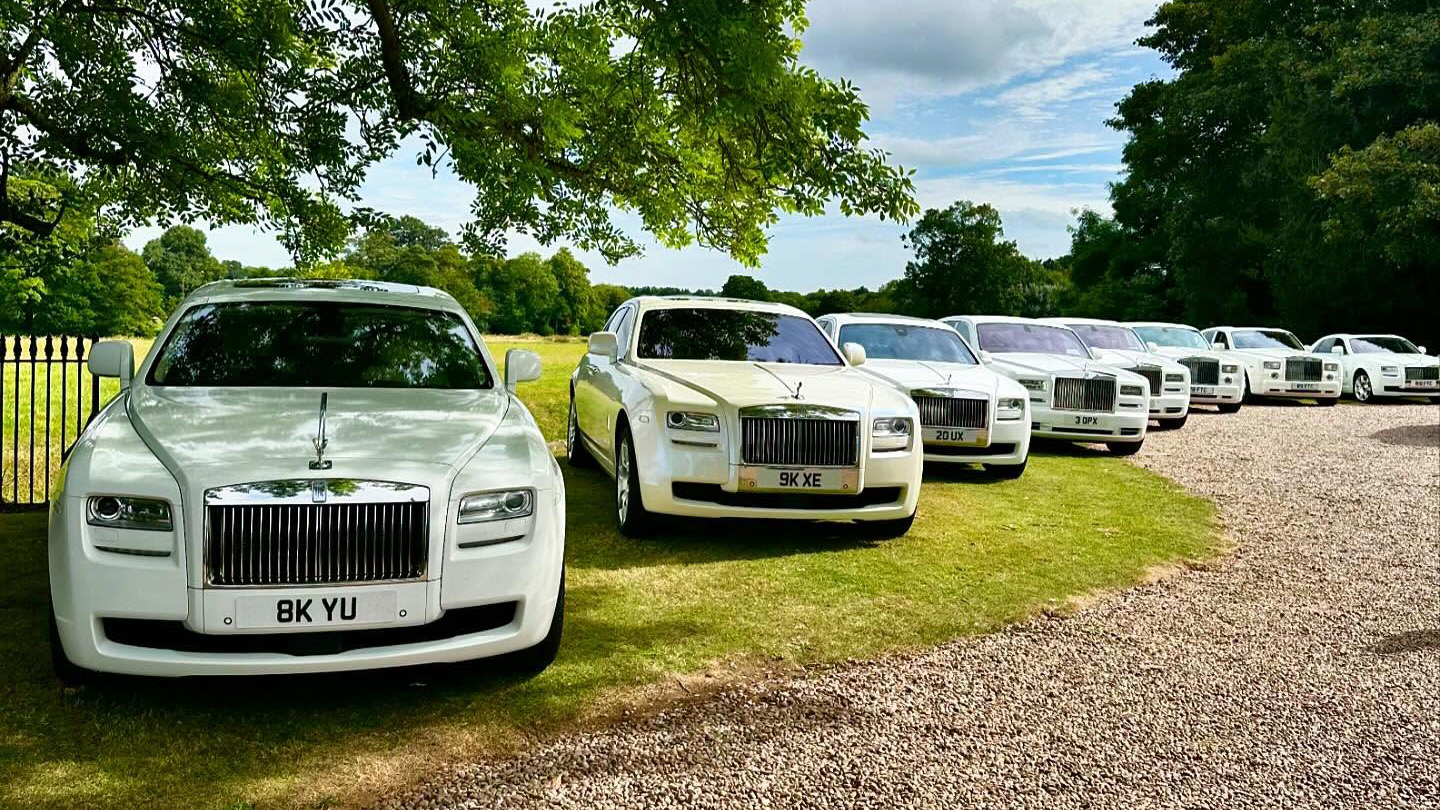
1131, 365, 1163, 395
204, 480, 430, 588
1406, 366, 1439, 381
912, 391, 988, 429
1285, 357, 1322, 382
1052, 376, 1117, 412
739, 405, 860, 467
1181, 357, 1220, 385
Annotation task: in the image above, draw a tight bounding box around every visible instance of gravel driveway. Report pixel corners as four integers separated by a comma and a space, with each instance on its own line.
384, 403, 1440, 810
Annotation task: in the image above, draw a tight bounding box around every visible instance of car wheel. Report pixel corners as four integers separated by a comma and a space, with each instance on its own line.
1316, 395, 1339, 407
1107, 440, 1144, 457
504, 570, 565, 675
565, 395, 592, 467
49, 606, 96, 687
860, 510, 916, 539
1217, 402, 1242, 414
1241, 373, 1255, 403
1353, 370, 1373, 403
1161, 413, 1189, 430
983, 459, 1027, 479
614, 425, 653, 537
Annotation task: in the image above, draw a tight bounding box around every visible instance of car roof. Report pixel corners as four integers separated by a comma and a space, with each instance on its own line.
823, 312, 954, 327
626, 295, 810, 318
943, 315, 1074, 327
185, 278, 463, 311
1126, 321, 1202, 330
1039, 316, 1130, 327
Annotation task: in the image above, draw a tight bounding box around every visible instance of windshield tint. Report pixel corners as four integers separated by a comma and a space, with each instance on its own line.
837, 323, 977, 364
977, 322, 1091, 358
635, 308, 841, 365
148, 301, 490, 388
1133, 326, 1209, 350
1233, 329, 1304, 350
1068, 324, 1146, 352
1352, 336, 1420, 354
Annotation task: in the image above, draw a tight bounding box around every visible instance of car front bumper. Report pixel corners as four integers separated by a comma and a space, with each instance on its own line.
48, 492, 564, 677
1030, 403, 1149, 443
921, 416, 1030, 466
1148, 389, 1191, 421
1188, 382, 1243, 405
1253, 376, 1341, 399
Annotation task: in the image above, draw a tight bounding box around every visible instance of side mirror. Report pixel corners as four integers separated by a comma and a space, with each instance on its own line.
1146, 341, 1160, 353
842, 342, 867, 366
978, 350, 993, 363
587, 331, 619, 361
504, 349, 542, 392
1089, 347, 1103, 361
1329, 345, 1344, 356
88, 340, 135, 389
1211, 341, 1226, 351
1419, 345, 1428, 355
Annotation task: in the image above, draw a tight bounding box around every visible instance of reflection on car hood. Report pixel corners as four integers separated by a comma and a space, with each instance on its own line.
860, 359, 1000, 397
984, 352, 1126, 378
1150, 347, 1229, 363
636, 359, 882, 411
1228, 348, 1312, 360
1090, 348, 1183, 370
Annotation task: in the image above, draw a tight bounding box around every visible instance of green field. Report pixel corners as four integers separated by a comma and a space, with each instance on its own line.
0, 338, 1220, 810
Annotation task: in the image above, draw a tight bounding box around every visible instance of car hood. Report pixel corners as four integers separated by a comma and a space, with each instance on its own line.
1358, 353, 1439, 365
636, 359, 882, 411
1228, 347, 1311, 361
860, 359, 1001, 397
127, 386, 508, 477
984, 352, 1127, 379
1090, 348, 1182, 371
1150, 347, 1228, 364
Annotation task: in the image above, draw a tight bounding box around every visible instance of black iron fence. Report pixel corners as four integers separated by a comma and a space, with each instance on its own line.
1, 336, 106, 510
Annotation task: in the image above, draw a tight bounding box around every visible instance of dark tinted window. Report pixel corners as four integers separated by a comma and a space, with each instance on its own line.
1233, 329, 1303, 350
977, 322, 1091, 358
148, 301, 490, 388
636, 308, 841, 365
838, 323, 977, 364
1069, 324, 1146, 351
1134, 326, 1209, 350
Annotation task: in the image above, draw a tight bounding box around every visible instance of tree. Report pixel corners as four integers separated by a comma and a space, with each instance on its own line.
41, 241, 166, 336
142, 226, 223, 302
1060, 210, 1166, 321
590, 284, 633, 329
345, 217, 489, 320
894, 201, 1042, 318
546, 249, 596, 335
2, 1, 916, 265
720, 274, 772, 302
476, 253, 561, 335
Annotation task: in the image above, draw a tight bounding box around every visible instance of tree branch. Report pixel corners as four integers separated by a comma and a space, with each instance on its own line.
365, 0, 431, 121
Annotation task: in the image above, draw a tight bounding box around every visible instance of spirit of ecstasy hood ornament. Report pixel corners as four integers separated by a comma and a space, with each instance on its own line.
309, 392, 332, 470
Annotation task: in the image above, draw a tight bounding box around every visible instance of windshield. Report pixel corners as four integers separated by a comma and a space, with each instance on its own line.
977, 322, 1091, 358
148, 301, 490, 388
1133, 326, 1209, 350
1351, 336, 1420, 354
1068, 324, 1147, 352
837, 323, 978, 364
1233, 329, 1304, 350
635, 308, 842, 365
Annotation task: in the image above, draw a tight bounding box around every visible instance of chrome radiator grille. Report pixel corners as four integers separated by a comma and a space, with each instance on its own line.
1181, 357, 1219, 385
1406, 366, 1439, 381
913, 395, 988, 429
1052, 377, 1116, 412
1286, 357, 1322, 382
1132, 365, 1163, 394
206, 499, 429, 587
741, 416, 859, 467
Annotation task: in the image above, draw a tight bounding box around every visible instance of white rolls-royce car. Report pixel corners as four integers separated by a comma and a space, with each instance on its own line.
50, 280, 565, 682
941, 316, 1151, 455
1309, 333, 1440, 402
815, 313, 1030, 478
1126, 321, 1244, 413
568, 297, 923, 537
1042, 318, 1192, 428
1200, 326, 1341, 405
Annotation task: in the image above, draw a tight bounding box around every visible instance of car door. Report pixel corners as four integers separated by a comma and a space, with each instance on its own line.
575, 305, 629, 463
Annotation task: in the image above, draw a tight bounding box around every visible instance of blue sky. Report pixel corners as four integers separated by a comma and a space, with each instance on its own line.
126, 0, 1170, 292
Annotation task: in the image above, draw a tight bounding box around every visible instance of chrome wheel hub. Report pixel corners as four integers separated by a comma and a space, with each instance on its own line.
616, 440, 630, 521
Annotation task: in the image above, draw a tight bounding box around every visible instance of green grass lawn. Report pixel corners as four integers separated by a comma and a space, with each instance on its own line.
0, 337, 1221, 810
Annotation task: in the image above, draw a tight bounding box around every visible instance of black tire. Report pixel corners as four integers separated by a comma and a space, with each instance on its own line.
1217, 402, 1242, 414
1160, 413, 1189, 430
984, 459, 1027, 479
614, 423, 654, 537
860, 510, 916, 539
1316, 395, 1339, 407
1242, 373, 1255, 403
49, 606, 96, 687
1352, 370, 1373, 403
565, 393, 593, 467
1107, 439, 1144, 457
505, 570, 565, 675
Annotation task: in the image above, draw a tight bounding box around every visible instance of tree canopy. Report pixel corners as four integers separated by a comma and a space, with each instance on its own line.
893, 201, 1054, 319
1, 0, 916, 267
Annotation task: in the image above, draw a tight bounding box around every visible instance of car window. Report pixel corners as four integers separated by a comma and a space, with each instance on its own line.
1133, 326, 1209, 350
612, 306, 634, 359
976, 322, 1091, 358
943, 319, 976, 345
1068, 324, 1147, 352
601, 306, 626, 334
1352, 336, 1420, 354
148, 301, 491, 388
635, 308, 842, 365
1313, 338, 1336, 354
1205, 330, 1230, 349
837, 323, 978, 364
1233, 329, 1304, 350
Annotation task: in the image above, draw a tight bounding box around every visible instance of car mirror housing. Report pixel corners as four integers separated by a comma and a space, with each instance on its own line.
1329, 345, 1344, 356
1089, 347, 1103, 361
88, 340, 135, 388
978, 350, 993, 363
1146, 341, 1160, 353
587, 331, 619, 361
504, 349, 543, 391
1419, 345, 1428, 355
1211, 341, 1226, 351
842, 342, 867, 366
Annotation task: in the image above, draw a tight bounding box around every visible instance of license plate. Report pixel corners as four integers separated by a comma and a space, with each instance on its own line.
1191, 385, 1215, 396
922, 426, 989, 447
739, 466, 859, 493
235, 591, 397, 629
1414, 380, 1438, 388
1292, 382, 1320, 391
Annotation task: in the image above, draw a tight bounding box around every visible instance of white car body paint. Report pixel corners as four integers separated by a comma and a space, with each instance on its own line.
941, 316, 1151, 447
50, 280, 565, 677
1041, 317, 1192, 424
815, 313, 1030, 469
1125, 321, 1245, 408
1309, 333, 1440, 401
570, 297, 922, 525
1201, 326, 1342, 401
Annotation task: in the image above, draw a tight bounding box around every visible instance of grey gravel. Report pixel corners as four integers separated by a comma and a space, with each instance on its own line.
382, 403, 1440, 810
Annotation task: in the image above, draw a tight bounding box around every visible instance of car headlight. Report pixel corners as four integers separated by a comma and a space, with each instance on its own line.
872, 417, 913, 452
1165, 373, 1185, 383
1381, 365, 1400, 376
1018, 378, 1047, 392
86, 496, 173, 531
666, 411, 720, 431
1323, 362, 1339, 372
1221, 364, 1238, 373
458, 489, 534, 524
1263, 361, 1282, 370
996, 398, 1026, 421
1121, 384, 1146, 397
